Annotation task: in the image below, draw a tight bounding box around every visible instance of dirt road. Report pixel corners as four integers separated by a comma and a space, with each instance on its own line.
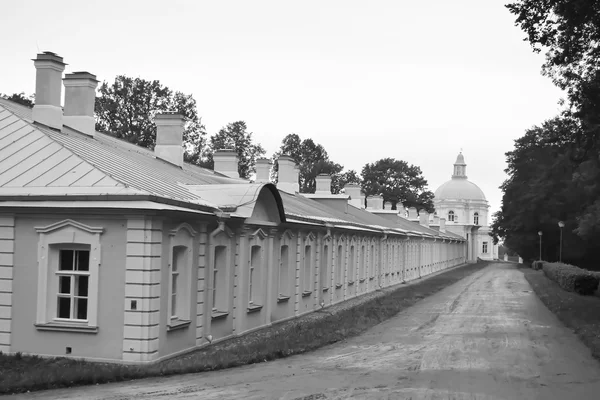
19, 263, 600, 399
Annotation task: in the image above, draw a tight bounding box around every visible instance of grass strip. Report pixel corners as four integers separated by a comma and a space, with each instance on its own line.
519, 264, 600, 361
0, 261, 488, 395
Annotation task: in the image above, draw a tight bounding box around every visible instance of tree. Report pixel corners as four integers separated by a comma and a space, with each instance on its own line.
204, 121, 266, 179
1, 92, 34, 108
94, 75, 207, 165
490, 115, 599, 266
332, 169, 361, 194
361, 158, 435, 212
273, 134, 349, 193
505, 1, 600, 253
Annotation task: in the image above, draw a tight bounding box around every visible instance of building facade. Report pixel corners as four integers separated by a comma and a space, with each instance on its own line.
0, 52, 469, 364
433, 153, 498, 261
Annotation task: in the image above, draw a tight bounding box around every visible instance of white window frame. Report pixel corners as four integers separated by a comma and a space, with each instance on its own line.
278, 229, 294, 300
482, 241, 488, 254
302, 232, 315, 295
209, 222, 233, 316
247, 228, 267, 309
448, 210, 455, 222
168, 223, 196, 326
35, 219, 103, 332
474, 212, 479, 225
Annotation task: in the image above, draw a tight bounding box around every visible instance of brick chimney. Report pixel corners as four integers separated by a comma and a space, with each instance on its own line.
63, 72, 98, 137
419, 210, 430, 227
255, 158, 271, 183
367, 195, 384, 210
277, 155, 299, 194
154, 113, 185, 167
315, 174, 332, 194
213, 149, 240, 178
345, 184, 364, 209
32, 52, 66, 130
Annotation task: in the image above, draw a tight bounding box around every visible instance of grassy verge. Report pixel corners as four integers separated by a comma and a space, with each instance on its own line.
519, 264, 600, 360
0, 261, 488, 395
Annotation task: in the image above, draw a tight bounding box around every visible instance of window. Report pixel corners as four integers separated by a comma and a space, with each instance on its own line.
57, 248, 90, 321
320, 244, 329, 290
448, 210, 455, 222
302, 245, 312, 295
335, 244, 343, 287
474, 212, 479, 225
169, 245, 191, 321
249, 245, 262, 305
279, 245, 290, 298
35, 220, 103, 332
359, 245, 365, 281
370, 244, 375, 277
348, 245, 355, 284
483, 242, 488, 254
212, 245, 227, 312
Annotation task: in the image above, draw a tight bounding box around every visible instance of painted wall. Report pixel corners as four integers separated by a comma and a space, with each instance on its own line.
11, 214, 126, 361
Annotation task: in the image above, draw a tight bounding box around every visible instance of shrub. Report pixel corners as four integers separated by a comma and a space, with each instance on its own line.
542, 262, 600, 295
532, 260, 544, 270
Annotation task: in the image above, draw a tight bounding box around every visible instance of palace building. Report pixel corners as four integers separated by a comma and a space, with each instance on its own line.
0, 52, 469, 364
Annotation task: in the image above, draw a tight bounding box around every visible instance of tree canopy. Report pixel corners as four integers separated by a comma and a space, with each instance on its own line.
204, 121, 265, 179
1, 92, 34, 108
495, 1, 600, 265
273, 134, 348, 193
94, 75, 207, 165
361, 158, 435, 212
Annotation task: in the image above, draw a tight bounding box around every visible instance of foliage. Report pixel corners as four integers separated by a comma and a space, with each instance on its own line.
273, 134, 347, 193
1, 92, 34, 108
204, 121, 266, 179
506, 0, 600, 253
94, 75, 207, 165
490, 115, 598, 265
333, 169, 361, 195
360, 158, 435, 212
542, 262, 600, 295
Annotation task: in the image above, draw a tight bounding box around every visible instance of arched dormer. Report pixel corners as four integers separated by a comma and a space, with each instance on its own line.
248, 184, 286, 224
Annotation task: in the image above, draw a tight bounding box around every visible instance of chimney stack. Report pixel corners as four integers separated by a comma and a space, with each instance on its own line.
255, 158, 271, 183
154, 113, 185, 167
277, 155, 299, 193
367, 195, 384, 210
63, 72, 99, 136
439, 218, 446, 233
315, 174, 332, 194
345, 184, 365, 209
32, 52, 66, 130
419, 210, 430, 227
213, 149, 240, 178
407, 207, 418, 221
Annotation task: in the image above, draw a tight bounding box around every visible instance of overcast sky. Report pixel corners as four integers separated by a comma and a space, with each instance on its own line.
1, 0, 564, 221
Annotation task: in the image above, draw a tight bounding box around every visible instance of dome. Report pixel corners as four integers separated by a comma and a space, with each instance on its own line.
434, 179, 486, 201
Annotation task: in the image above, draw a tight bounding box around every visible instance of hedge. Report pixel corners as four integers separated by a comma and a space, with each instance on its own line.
542, 262, 600, 295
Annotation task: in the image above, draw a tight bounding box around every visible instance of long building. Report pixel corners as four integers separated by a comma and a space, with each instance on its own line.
0, 52, 469, 364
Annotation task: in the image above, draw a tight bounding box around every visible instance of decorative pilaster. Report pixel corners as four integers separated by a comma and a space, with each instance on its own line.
196, 223, 208, 346
122, 217, 162, 362
0, 215, 14, 354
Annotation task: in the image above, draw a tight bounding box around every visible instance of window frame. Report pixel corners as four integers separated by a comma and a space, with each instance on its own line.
448, 210, 455, 222
167, 223, 196, 329
482, 241, 488, 254
247, 228, 268, 311
474, 212, 479, 226
35, 219, 103, 333
209, 221, 233, 318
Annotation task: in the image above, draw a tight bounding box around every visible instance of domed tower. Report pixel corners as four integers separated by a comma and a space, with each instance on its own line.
433, 153, 497, 261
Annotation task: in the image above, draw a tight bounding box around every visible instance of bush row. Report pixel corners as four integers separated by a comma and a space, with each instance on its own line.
542, 262, 600, 295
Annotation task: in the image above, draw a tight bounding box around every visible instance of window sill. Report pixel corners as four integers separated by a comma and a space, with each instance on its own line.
385, 273, 390, 276
211, 311, 229, 320
335, 283, 342, 289
35, 322, 98, 334
247, 304, 263, 313
277, 295, 290, 303
301, 290, 312, 298
167, 319, 191, 331
369, 277, 375, 281
359, 278, 366, 283
348, 281, 354, 286
322, 287, 329, 292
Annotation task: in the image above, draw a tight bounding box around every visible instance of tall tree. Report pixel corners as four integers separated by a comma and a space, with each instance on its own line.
506, 1, 600, 249
94, 75, 207, 165
204, 121, 266, 179
361, 158, 434, 212
273, 134, 348, 193
332, 169, 361, 195
1, 92, 34, 108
